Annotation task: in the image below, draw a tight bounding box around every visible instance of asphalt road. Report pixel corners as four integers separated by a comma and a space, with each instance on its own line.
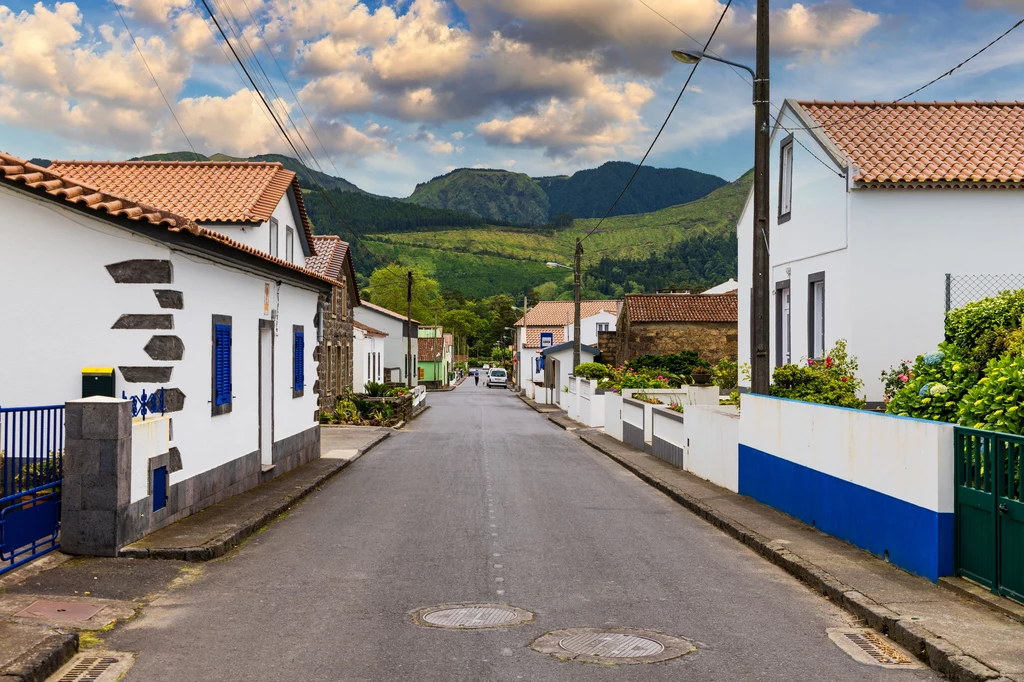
109, 383, 940, 681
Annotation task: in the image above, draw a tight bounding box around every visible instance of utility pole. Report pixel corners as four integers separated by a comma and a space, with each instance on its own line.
573, 238, 582, 371
751, 0, 771, 395
406, 270, 413, 387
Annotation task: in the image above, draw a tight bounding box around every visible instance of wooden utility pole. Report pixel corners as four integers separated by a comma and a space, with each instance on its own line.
406, 270, 413, 387
751, 0, 771, 394
573, 238, 583, 371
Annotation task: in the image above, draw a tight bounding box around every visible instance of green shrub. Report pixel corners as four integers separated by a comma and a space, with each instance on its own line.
946, 289, 1024, 371
626, 351, 700, 376
363, 382, 394, 398
620, 371, 670, 390
959, 355, 1024, 434
885, 344, 976, 422
769, 339, 864, 409
573, 362, 610, 379
713, 359, 738, 389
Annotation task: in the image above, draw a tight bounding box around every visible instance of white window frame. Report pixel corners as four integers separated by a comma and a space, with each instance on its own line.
776, 282, 791, 366
808, 273, 825, 359
779, 137, 794, 222
269, 217, 279, 257
596, 322, 610, 333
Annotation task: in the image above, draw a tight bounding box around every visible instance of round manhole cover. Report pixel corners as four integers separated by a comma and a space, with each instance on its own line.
412, 604, 533, 629
559, 632, 665, 658
532, 628, 695, 664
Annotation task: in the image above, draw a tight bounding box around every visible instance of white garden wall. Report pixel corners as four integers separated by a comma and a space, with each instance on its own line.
685, 405, 739, 492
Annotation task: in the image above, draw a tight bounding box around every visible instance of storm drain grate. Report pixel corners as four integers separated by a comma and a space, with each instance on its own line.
826, 629, 924, 669
48, 652, 134, 682
559, 632, 664, 658
412, 604, 533, 629
531, 628, 695, 664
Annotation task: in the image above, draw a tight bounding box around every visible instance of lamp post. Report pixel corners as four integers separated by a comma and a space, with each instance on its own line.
546, 237, 583, 371
671, 1, 770, 394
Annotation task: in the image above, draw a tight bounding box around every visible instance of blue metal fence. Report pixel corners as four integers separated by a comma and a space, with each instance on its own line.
0, 405, 64, 573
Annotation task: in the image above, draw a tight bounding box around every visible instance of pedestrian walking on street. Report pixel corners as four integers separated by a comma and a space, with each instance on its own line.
474, 370, 480, 386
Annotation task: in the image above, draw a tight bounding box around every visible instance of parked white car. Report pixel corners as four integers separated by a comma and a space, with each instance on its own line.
486, 368, 508, 388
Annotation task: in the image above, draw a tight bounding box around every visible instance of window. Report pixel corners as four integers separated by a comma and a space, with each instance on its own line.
212, 315, 232, 415
775, 281, 791, 366
293, 325, 305, 398
269, 218, 279, 256
808, 272, 825, 359
286, 226, 294, 262
152, 466, 167, 512
596, 323, 610, 333
779, 137, 794, 222
340, 279, 347, 320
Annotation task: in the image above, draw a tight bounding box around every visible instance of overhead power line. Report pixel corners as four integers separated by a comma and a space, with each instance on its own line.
580, 0, 735, 243
116, 6, 202, 162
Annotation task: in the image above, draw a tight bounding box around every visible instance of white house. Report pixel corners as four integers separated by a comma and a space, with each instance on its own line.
539, 341, 600, 406
353, 301, 419, 386
737, 99, 1024, 404
353, 321, 387, 392
0, 153, 336, 542
514, 300, 619, 399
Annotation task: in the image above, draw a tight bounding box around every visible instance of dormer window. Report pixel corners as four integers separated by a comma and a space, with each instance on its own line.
779, 137, 794, 222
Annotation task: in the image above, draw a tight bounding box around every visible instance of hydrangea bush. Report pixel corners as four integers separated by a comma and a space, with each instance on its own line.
885, 344, 978, 422
958, 355, 1024, 434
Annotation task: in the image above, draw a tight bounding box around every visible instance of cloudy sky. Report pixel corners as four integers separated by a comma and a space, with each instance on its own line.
1, 0, 1023, 196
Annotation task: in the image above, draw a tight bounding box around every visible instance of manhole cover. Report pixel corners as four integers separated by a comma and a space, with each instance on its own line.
15, 600, 103, 622
413, 604, 533, 629
531, 628, 695, 664
827, 629, 924, 669
47, 652, 134, 682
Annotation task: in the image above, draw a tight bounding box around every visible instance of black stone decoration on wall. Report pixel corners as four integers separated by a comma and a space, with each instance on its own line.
119, 366, 173, 383
168, 447, 183, 473
112, 314, 174, 330
106, 259, 173, 284
144, 336, 184, 361
154, 290, 184, 309
162, 388, 186, 413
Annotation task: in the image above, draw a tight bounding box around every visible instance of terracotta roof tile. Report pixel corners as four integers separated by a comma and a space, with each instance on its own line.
523, 327, 565, 349
354, 320, 388, 336
47, 159, 315, 250
0, 152, 339, 290
418, 336, 444, 358
515, 300, 620, 327
797, 101, 1024, 185
306, 234, 360, 303
624, 292, 737, 323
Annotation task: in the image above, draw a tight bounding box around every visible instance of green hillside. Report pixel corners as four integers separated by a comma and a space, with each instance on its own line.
303, 187, 496, 236
537, 161, 727, 219
406, 169, 550, 225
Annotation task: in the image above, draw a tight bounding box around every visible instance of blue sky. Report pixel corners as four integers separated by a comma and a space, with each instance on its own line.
0, 0, 1022, 196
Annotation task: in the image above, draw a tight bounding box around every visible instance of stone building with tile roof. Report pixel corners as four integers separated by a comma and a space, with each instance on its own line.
737, 99, 1024, 402
614, 293, 738, 366
0, 152, 334, 555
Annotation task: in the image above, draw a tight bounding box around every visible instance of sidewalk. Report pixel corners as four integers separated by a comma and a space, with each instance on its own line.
562, 417, 1024, 682
516, 393, 565, 415
120, 426, 390, 560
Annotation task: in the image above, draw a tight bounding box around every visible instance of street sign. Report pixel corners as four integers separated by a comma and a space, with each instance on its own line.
540, 332, 553, 348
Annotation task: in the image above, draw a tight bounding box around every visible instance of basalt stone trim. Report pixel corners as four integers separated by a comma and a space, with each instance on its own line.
145, 335, 184, 361
112, 314, 174, 330
119, 366, 173, 383
162, 388, 185, 413
154, 290, 184, 309
270, 425, 320, 475
168, 446, 182, 472
106, 259, 172, 284
652, 434, 686, 469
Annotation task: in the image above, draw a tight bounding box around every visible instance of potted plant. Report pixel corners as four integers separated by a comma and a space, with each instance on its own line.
690, 360, 713, 386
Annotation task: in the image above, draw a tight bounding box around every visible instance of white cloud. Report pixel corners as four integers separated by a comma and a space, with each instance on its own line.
429, 140, 454, 153
451, 130, 465, 139
114, 0, 190, 26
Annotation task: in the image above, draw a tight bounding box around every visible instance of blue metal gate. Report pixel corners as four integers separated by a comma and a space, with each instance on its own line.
0, 405, 63, 574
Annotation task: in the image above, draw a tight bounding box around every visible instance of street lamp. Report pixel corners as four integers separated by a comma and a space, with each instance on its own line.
546, 237, 583, 371
670, 3, 770, 395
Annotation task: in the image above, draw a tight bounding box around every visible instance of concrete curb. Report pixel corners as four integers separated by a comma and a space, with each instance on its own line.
576, 431, 1011, 682
120, 431, 391, 562
1, 631, 78, 682
516, 393, 562, 415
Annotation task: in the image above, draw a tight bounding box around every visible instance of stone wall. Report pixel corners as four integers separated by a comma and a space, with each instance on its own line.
314, 279, 355, 412
618, 321, 737, 365
597, 330, 618, 366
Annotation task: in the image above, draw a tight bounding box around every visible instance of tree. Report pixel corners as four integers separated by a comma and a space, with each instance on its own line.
442, 309, 487, 346
366, 267, 442, 322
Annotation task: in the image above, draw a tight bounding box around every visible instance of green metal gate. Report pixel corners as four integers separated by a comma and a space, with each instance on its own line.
954, 426, 1024, 604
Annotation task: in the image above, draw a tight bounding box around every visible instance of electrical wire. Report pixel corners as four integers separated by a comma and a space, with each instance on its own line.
115, 6, 202, 161
580, 0, 734, 244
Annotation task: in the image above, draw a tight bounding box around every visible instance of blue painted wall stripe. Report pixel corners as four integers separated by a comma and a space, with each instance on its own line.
738, 444, 953, 582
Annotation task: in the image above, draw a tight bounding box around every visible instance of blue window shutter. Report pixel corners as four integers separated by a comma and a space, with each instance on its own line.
215, 323, 232, 405
294, 331, 304, 389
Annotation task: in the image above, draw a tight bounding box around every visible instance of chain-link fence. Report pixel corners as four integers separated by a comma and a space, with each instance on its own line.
946, 273, 1024, 313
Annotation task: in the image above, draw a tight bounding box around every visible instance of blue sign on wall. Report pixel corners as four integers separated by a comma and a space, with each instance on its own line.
540, 332, 553, 348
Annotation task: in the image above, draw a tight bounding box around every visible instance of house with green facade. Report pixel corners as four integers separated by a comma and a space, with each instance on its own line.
418, 327, 453, 388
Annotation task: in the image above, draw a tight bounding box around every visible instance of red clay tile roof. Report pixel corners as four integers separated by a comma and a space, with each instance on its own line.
47, 159, 315, 248
360, 301, 420, 324
306, 234, 360, 303
353, 320, 388, 336
0, 152, 339, 290
418, 336, 444, 359
523, 327, 565, 349
624, 292, 737, 323
797, 101, 1024, 185
515, 300, 620, 327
